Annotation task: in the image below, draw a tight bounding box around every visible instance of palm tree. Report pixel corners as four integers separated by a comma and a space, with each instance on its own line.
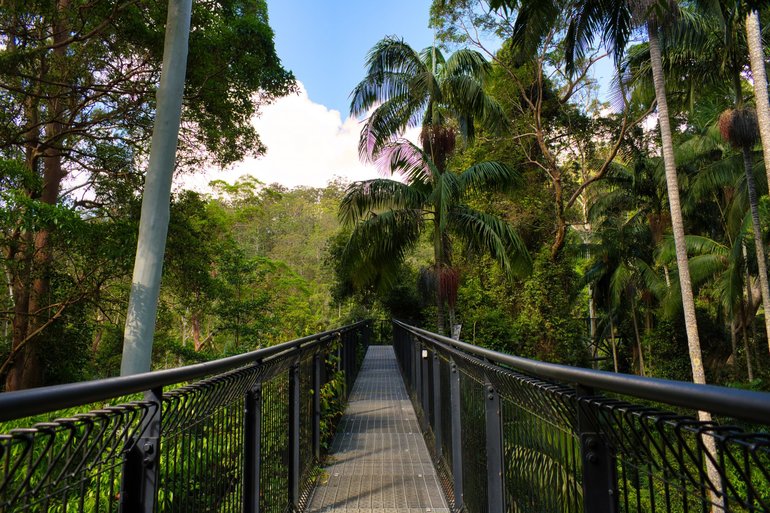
624, 7, 770, 354
350, 36, 505, 164
745, 8, 770, 194
338, 137, 531, 334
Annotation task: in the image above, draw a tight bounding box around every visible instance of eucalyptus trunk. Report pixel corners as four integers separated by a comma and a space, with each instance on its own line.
121, 0, 193, 375
746, 11, 770, 198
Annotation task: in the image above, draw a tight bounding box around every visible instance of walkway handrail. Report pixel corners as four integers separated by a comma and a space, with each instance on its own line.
392, 320, 770, 513
0, 322, 366, 423
1, 320, 372, 513
394, 320, 770, 424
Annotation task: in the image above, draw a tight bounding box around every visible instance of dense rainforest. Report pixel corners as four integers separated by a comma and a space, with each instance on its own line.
2, 0, 770, 393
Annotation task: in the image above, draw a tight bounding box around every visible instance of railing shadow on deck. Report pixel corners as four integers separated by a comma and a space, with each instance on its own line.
0, 321, 372, 513
393, 320, 770, 513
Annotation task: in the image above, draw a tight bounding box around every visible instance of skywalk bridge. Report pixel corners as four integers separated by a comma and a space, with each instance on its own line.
1, 320, 769, 513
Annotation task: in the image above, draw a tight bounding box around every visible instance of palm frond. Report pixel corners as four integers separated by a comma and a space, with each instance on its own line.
374, 139, 435, 185
358, 97, 426, 160
341, 208, 424, 287
339, 179, 427, 225
443, 48, 492, 79
449, 205, 532, 277
458, 161, 521, 195
350, 36, 426, 117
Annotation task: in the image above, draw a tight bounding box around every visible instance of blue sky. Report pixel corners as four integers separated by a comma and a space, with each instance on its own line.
266, 0, 436, 116
182, 1, 614, 190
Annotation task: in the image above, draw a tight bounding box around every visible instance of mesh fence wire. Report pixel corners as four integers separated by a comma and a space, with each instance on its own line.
0, 322, 370, 513
392, 321, 770, 513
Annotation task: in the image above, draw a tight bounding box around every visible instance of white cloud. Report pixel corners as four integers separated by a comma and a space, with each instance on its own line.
177, 82, 381, 192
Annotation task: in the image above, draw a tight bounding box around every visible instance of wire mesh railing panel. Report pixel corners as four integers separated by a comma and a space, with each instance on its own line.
0, 321, 370, 513
501, 395, 582, 513
298, 352, 317, 509
159, 366, 263, 512
585, 397, 770, 513
0, 403, 149, 513
391, 320, 770, 513
259, 371, 290, 513
460, 370, 488, 513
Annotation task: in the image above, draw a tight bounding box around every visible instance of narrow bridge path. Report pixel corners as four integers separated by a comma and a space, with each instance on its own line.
307, 345, 449, 513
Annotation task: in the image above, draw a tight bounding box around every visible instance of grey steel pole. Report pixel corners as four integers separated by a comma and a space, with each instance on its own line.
485, 378, 504, 513
121, 0, 193, 375
244, 384, 263, 513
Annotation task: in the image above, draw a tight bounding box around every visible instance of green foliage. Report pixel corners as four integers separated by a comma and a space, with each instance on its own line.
512, 250, 589, 365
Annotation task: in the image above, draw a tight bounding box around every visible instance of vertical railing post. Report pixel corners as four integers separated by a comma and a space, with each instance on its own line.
577, 385, 617, 513
450, 359, 464, 510
485, 377, 505, 513
411, 337, 422, 399
119, 387, 162, 513
432, 350, 442, 456
421, 344, 429, 414
288, 362, 301, 508
244, 383, 262, 513
312, 352, 322, 462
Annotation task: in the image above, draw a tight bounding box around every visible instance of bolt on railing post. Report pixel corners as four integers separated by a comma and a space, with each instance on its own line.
312, 353, 322, 461
119, 387, 162, 513
288, 362, 301, 509
450, 359, 464, 510
577, 385, 617, 513
244, 383, 262, 513
432, 350, 442, 457
484, 378, 505, 513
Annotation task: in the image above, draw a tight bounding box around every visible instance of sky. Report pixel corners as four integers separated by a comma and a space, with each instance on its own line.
179, 0, 435, 192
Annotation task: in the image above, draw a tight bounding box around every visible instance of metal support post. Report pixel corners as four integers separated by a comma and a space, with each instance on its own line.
120, 387, 162, 513
312, 353, 322, 461
412, 338, 419, 397
421, 344, 429, 412
288, 363, 301, 508
485, 378, 504, 513
450, 360, 463, 510
244, 383, 262, 513
577, 385, 617, 513
432, 350, 442, 457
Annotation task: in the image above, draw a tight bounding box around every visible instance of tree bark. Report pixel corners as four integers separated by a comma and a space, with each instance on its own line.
741, 146, 770, 349
746, 11, 770, 201
649, 22, 722, 510
121, 0, 193, 375
647, 23, 708, 387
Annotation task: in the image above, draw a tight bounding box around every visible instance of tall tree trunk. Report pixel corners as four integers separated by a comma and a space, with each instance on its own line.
121, 0, 193, 375
649, 23, 721, 510
647, 23, 708, 387
5, 1, 69, 390
630, 297, 645, 376
746, 11, 770, 203
741, 147, 770, 346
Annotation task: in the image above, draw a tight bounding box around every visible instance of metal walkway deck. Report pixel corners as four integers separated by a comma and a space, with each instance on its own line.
307, 345, 450, 513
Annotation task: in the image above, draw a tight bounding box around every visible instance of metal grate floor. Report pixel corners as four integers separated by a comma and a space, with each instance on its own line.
306, 345, 450, 513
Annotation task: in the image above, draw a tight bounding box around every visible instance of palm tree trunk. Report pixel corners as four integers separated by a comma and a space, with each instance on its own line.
649, 23, 722, 510
630, 297, 645, 376
746, 11, 770, 194
647, 23, 708, 387
741, 147, 770, 348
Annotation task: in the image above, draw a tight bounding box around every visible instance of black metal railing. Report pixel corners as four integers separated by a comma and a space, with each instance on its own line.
0, 321, 370, 513
393, 320, 770, 513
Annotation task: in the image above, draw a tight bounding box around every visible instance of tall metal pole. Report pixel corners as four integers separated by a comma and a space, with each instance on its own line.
121, 0, 193, 375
